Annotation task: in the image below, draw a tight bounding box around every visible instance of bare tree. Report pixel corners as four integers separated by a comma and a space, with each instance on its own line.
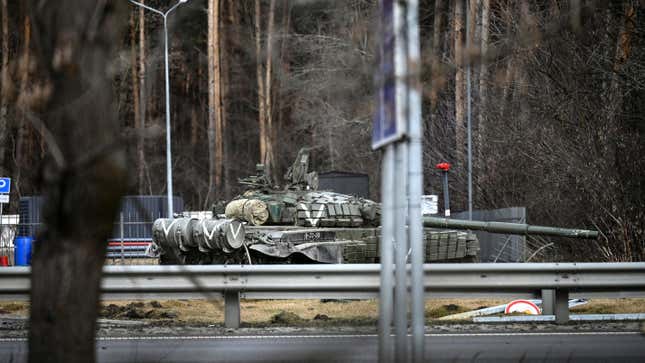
429, 0, 445, 114
221, 0, 233, 199
207, 0, 223, 204
453, 0, 466, 170
477, 0, 489, 161
130, 9, 141, 189
255, 0, 267, 166
14, 10, 30, 204
264, 0, 277, 177
137, 1, 147, 195
0, 0, 9, 174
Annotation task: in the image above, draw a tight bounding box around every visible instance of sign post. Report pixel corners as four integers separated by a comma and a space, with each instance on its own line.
0, 177, 10, 219
375, 1, 396, 361
436, 163, 451, 217
405, 1, 425, 361
0, 178, 10, 266
374, 0, 423, 361
372, 0, 406, 150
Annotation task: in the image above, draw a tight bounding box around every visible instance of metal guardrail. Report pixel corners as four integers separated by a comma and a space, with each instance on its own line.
2, 263, 645, 327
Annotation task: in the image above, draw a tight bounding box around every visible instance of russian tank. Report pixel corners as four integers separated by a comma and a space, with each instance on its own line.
151, 148, 598, 265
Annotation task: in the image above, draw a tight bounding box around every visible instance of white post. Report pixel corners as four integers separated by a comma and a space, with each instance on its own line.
406, 0, 424, 361
394, 142, 408, 363
378, 146, 395, 362
393, 1, 408, 360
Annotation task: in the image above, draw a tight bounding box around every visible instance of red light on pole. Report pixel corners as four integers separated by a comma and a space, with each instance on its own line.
436, 162, 451, 171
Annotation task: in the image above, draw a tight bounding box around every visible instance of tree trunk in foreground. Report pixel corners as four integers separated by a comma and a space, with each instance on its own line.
27, 1, 127, 362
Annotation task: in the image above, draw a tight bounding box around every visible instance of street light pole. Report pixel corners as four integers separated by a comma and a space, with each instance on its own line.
129, 0, 189, 219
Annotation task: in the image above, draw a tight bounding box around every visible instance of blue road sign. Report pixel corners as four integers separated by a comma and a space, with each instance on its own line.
372, 0, 406, 150
0, 178, 10, 194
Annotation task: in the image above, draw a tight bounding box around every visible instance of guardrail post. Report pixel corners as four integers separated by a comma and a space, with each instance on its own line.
224, 291, 241, 328
554, 289, 569, 324
541, 289, 555, 315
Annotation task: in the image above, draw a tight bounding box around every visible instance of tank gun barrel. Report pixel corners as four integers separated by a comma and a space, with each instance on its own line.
423, 217, 599, 239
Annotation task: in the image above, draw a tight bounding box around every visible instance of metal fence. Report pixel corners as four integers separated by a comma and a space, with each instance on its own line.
12, 195, 181, 264
1, 219, 155, 265
453, 207, 526, 262
0, 219, 17, 266
1, 262, 644, 328
107, 215, 154, 262
17, 195, 184, 239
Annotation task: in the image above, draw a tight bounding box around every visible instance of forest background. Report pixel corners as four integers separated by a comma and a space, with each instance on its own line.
0, 0, 643, 262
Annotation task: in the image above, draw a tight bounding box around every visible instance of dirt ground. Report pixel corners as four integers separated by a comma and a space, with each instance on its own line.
2, 298, 645, 326
104, 258, 158, 265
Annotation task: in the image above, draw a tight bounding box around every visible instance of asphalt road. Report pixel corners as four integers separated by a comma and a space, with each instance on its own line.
1, 331, 644, 362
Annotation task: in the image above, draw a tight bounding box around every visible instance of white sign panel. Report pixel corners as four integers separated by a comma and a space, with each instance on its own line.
0, 194, 8, 204
421, 195, 438, 216
0, 214, 18, 225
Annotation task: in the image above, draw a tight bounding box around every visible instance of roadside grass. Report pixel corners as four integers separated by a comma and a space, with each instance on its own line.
569, 299, 645, 315
0, 302, 28, 315
2, 298, 645, 325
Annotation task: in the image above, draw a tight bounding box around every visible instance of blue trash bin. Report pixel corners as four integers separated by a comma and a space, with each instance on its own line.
14, 236, 33, 266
